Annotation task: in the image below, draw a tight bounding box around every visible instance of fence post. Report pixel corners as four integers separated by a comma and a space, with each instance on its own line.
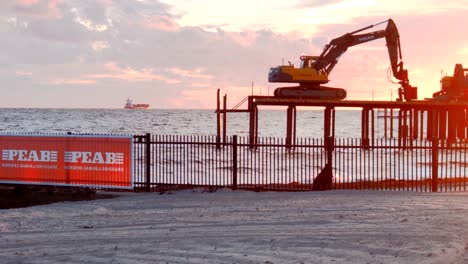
431, 137, 439, 192
232, 135, 238, 190
145, 133, 151, 192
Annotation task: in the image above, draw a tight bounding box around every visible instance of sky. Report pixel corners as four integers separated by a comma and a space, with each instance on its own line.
0, 0, 467, 108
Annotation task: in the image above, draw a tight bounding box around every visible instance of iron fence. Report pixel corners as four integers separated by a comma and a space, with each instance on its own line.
133, 134, 468, 192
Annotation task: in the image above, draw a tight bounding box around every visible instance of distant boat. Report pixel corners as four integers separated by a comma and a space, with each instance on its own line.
124, 99, 149, 109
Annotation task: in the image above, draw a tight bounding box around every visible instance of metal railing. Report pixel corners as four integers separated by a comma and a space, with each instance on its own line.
133, 134, 468, 192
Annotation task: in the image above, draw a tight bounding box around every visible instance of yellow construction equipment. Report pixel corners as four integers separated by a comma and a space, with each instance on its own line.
268, 19, 417, 101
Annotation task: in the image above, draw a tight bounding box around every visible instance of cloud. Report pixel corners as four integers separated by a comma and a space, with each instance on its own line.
26, 14, 90, 42
167, 67, 213, 79
229, 31, 258, 47
15, 71, 33, 77
8, 0, 65, 19
72, 9, 108, 32
88, 62, 181, 84
91, 41, 109, 51
297, 0, 344, 8
145, 15, 180, 31
49, 78, 96, 85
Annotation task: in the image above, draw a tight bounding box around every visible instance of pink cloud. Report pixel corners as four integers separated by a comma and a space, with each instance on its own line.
50, 78, 96, 85
190, 82, 211, 88
89, 62, 181, 84
229, 31, 258, 47
14, 0, 64, 19
15, 71, 33, 77
15, 0, 40, 6
145, 15, 180, 32
96, 0, 113, 6
167, 67, 213, 79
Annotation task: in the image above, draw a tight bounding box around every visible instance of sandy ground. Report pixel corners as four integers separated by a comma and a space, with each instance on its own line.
2, 189, 468, 263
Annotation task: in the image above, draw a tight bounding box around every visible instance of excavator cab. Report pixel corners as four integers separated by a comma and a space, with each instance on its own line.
299, 56, 318, 69
268, 56, 329, 85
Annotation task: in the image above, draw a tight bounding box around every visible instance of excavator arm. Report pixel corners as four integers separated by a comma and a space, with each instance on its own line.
314, 21, 388, 75
385, 19, 417, 101
269, 19, 417, 101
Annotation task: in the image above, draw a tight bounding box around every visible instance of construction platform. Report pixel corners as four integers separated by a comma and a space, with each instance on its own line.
215, 90, 468, 148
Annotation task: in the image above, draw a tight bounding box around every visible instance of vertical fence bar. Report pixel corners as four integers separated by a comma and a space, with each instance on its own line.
223, 95, 227, 144
390, 109, 394, 138
150, 134, 155, 189
413, 109, 419, 140
384, 109, 388, 138
145, 133, 151, 192
464, 140, 467, 191
420, 110, 425, 140
371, 109, 375, 147
232, 135, 238, 190
432, 138, 439, 192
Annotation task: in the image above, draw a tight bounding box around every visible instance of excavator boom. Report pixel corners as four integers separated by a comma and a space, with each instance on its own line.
269, 19, 417, 101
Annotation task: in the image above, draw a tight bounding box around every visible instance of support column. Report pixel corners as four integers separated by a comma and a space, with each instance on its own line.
216, 89, 221, 149
448, 109, 456, 142
431, 110, 439, 139
331, 108, 336, 138
361, 108, 369, 148
427, 110, 434, 139
286, 105, 296, 148
402, 109, 408, 139
413, 109, 419, 140
406, 109, 411, 148
325, 107, 332, 139
384, 109, 388, 138
456, 109, 465, 140
293, 106, 297, 144
314, 108, 335, 191
465, 108, 468, 139
409, 109, 414, 140
440, 110, 447, 140
223, 94, 227, 144
420, 110, 425, 140
397, 108, 403, 147
249, 104, 258, 149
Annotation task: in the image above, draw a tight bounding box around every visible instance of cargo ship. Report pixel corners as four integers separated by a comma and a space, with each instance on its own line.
124, 99, 149, 109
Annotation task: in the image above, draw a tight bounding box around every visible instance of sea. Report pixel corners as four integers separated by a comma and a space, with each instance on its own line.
0, 108, 390, 138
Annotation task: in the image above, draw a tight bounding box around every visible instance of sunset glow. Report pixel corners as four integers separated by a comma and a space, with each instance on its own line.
0, 0, 467, 108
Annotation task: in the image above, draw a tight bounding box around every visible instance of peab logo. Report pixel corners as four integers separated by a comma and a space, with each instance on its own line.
64, 151, 124, 165
1, 149, 123, 165
2, 150, 58, 162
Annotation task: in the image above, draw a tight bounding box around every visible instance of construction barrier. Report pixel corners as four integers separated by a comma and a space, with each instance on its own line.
0, 134, 133, 189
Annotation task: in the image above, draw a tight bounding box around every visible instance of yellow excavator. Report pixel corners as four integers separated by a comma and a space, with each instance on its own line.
268, 19, 418, 101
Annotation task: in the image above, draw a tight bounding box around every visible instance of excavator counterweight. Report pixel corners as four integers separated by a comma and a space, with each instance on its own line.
269, 19, 417, 101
